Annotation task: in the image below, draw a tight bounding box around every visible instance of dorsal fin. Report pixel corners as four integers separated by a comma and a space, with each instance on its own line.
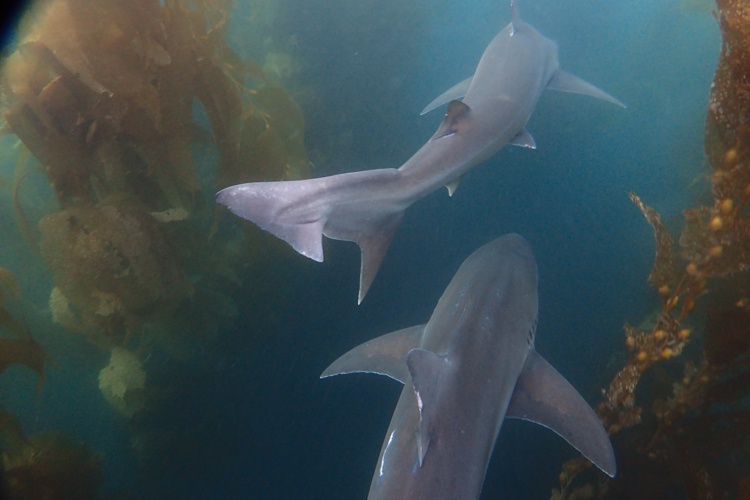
407, 348, 452, 466
510, 0, 521, 36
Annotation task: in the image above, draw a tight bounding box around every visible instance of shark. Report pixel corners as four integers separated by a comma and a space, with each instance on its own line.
320, 234, 616, 499
216, 1, 624, 304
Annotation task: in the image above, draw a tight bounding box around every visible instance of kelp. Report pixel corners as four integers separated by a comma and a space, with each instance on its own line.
553, 1, 750, 497
0, 268, 21, 302
39, 198, 190, 346
629, 193, 680, 289
0, 268, 108, 499
0, 267, 46, 388
1, 0, 312, 356
0, 338, 45, 392
0, 268, 25, 340
593, 195, 700, 437
0, 0, 312, 487
2, 0, 309, 210
0, 407, 28, 453
0, 269, 55, 497
3, 432, 103, 499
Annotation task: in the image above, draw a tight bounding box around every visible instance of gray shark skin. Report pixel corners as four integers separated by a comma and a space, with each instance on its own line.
321, 234, 616, 499
216, 2, 624, 303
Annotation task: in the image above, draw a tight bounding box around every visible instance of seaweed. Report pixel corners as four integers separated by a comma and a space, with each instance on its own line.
0, 267, 46, 386
39, 198, 190, 347
553, 1, 750, 497
0, 269, 110, 499
0, 338, 45, 392
0, 268, 25, 340
3, 432, 103, 499
0, 0, 316, 490
1, 0, 312, 355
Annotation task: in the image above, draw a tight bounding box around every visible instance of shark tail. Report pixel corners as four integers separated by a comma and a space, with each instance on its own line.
217, 179, 329, 262
216, 168, 405, 303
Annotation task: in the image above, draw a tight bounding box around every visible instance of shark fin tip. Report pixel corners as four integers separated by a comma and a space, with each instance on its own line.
445, 177, 462, 196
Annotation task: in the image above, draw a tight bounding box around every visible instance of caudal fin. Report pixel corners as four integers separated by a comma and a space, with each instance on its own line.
217, 180, 327, 261
216, 168, 405, 303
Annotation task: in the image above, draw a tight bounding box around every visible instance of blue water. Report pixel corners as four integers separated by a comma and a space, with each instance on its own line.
0, 0, 721, 498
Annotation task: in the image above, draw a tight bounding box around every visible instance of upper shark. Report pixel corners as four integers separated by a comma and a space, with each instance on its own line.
216, 1, 624, 303
321, 234, 616, 499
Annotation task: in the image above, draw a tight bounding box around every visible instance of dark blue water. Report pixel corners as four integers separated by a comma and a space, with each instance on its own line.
0, 0, 721, 498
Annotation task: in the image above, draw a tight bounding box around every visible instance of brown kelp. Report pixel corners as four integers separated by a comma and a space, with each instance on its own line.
0, 0, 312, 482
3, 432, 103, 499
0, 269, 82, 498
1, 0, 310, 352
553, 1, 750, 497
0, 267, 45, 390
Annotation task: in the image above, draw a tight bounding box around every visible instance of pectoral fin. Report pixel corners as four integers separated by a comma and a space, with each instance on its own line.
547, 70, 626, 108
420, 76, 473, 115
320, 325, 426, 383
509, 129, 537, 149
507, 350, 616, 477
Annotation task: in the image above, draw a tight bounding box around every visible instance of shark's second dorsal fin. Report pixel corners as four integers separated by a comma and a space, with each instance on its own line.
320, 325, 425, 383
506, 350, 617, 477
407, 348, 451, 467
432, 100, 471, 140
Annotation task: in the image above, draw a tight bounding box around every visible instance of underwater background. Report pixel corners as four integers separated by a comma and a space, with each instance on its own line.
1, 0, 745, 498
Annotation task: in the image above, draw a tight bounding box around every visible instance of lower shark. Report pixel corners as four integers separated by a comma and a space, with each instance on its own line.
216, 2, 624, 303
321, 234, 616, 499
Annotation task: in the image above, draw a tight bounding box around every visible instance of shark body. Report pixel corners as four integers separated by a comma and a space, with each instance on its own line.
216, 2, 624, 303
321, 234, 616, 499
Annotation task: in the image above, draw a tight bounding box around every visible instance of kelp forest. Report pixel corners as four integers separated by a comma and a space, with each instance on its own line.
0, 0, 747, 498
553, 1, 750, 498
0, 0, 309, 495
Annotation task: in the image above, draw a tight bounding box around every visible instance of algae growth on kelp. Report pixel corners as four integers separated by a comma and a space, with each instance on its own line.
0, 0, 312, 495
554, 1, 750, 498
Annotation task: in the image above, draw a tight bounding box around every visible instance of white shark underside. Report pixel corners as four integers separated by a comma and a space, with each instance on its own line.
216, 1, 624, 303
321, 234, 616, 499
